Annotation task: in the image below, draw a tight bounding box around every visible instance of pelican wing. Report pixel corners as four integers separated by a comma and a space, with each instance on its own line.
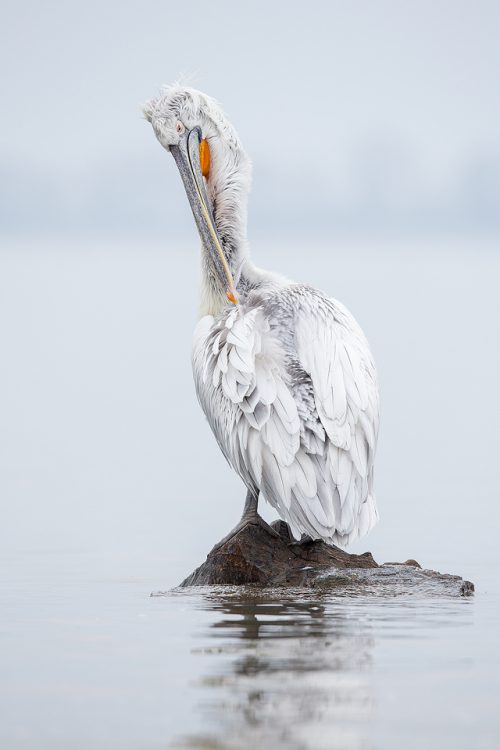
293, 289, 379, 542
192, 288, 379, 544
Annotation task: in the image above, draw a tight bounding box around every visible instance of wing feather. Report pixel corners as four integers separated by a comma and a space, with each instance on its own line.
192, 285, 379, 546
294, 290, 379, 541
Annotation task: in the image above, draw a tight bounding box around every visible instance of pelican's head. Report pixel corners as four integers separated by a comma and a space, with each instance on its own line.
144, 85, 248, 305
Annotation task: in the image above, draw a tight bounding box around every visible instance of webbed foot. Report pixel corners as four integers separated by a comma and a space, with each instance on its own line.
209, 513, 279, 555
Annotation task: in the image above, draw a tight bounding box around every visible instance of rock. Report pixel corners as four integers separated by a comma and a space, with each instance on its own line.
178, 521, 474, 596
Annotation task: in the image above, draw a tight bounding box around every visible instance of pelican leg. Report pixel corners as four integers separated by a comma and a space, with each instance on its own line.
210, 489, 279, 554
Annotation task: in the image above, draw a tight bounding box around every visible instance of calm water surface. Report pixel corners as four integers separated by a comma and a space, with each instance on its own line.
1, 551, 498, 750
1, 238, 499, 747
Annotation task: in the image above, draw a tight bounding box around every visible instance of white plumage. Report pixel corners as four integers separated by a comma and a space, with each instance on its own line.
145, 85, 380, 546
192, 283, 379, 545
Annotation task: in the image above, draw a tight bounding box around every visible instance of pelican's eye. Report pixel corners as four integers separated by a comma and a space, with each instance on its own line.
176, 121, 185, 134
199, 138, 211, 179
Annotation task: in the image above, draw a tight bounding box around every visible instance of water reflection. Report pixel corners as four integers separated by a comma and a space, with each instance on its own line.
173, 590, 376, 750
168, 587, 474, 750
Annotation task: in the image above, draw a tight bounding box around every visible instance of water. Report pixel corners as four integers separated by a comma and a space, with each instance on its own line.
1, 551, 498, 750
1, 237, 499, 747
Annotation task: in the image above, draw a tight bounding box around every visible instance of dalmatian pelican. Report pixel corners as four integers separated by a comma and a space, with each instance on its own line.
144, 85, 379, 547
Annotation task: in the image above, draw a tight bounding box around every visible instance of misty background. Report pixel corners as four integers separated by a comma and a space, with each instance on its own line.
1, 0, 499, 580
2, 3, 500, 748
1, 0, 500, 238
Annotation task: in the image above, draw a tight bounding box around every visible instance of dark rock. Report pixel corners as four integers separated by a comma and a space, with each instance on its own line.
178, 521, 474, 596
384, 558, 422, 568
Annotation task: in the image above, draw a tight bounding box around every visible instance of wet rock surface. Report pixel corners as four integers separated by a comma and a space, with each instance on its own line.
179, 520, 474, 596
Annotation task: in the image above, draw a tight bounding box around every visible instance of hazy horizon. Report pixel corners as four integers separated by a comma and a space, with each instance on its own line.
1, 0, 499, 237
2, 4, 500, 747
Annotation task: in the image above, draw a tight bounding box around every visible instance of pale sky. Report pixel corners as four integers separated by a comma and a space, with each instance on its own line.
1, 0, 499, 234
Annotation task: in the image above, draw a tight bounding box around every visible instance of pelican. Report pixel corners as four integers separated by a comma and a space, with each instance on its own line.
144, 85, 379, 547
